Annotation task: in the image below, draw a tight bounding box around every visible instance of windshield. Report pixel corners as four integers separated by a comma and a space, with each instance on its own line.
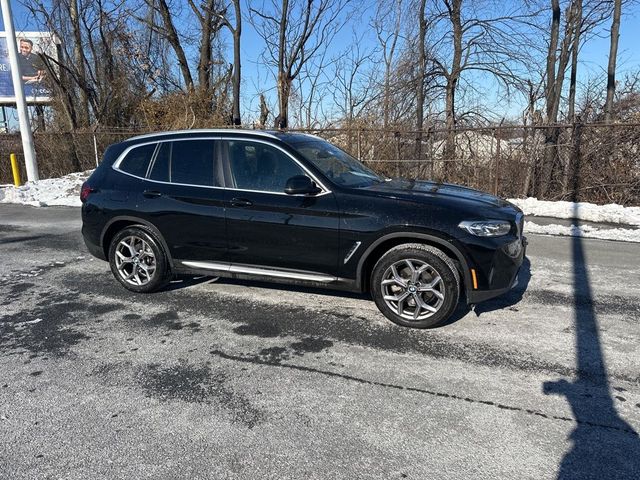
290, 139, 384, 187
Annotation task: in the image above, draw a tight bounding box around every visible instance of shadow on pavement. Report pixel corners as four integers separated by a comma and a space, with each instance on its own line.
544, 162, 639, 479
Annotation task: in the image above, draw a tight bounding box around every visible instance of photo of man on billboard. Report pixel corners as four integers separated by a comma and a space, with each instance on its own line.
19, 38, 45, 83
0, 32, 56, 104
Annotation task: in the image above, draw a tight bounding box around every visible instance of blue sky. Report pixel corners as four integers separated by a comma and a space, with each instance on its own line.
2, 0, 640, 123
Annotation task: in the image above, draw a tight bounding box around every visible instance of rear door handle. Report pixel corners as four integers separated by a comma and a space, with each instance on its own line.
231, 197, 253, 208
143, 190, 162, 198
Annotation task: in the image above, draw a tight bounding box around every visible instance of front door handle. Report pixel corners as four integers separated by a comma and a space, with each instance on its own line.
143, 190, 162, 198
231, 197, 253, 208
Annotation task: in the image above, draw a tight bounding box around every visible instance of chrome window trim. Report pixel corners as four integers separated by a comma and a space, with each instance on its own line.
112, 137, 225, 190
343, 241, 362, 264
127, 128, 279, 142
114, 142, 158, 179
111, 135, 332, 197
220, 136, 332, 196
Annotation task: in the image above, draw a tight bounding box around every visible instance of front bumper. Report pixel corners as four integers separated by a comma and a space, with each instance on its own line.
466, 235, 527, 304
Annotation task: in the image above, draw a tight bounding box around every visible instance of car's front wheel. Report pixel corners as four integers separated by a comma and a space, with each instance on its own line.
108, 226, 172, 293
371, 244, 460, 328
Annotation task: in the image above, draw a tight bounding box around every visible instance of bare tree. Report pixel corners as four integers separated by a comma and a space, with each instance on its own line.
188, 0, 226, 93
415, 0, 427, 157
250, 0, 351, 129
149, 0, 194, 90
604, 0, 622, 122
219, 0, 242, 125
373, 0, 404, 129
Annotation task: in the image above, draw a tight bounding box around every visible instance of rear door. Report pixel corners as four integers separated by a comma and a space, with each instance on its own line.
139, 137, 227, 262
222, 138, 341, 277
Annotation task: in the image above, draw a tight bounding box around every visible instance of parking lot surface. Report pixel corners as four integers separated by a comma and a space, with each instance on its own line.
1, 204, 639, 479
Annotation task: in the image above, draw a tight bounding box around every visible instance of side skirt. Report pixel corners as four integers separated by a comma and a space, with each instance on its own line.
174, 260, 361, 293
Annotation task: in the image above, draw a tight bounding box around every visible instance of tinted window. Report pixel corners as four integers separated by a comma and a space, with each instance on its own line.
148, 140, 219, 187
119, 144, 156, 177
228, 140, 305, 192
149, 142, 170, 182
290, 139, 383, 187
172, 140, 216, 186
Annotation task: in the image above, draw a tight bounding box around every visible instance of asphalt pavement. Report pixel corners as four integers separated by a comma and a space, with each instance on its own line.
1, 204, 639, 479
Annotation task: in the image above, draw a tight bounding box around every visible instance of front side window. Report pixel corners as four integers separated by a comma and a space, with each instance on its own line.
289, 139, 383, 187
227, 140, 305, 192
148, 140, 219, 187
119, 143, 156, 178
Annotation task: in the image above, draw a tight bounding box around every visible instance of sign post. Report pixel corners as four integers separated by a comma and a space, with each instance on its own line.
0, 0, 38, 181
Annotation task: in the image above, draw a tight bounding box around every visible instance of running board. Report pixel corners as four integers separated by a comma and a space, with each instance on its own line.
179, 260, 338, 283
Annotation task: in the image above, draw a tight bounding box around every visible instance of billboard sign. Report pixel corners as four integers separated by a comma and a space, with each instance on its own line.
0, 32, 57, 104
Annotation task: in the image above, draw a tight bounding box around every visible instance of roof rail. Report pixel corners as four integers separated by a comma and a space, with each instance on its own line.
126, 129, 280, 142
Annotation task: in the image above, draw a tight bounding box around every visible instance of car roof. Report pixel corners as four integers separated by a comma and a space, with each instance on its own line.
120, 129, 324, 145
124, 129, 279, 142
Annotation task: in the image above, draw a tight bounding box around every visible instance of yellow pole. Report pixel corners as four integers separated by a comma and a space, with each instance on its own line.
10, 153, 21, 187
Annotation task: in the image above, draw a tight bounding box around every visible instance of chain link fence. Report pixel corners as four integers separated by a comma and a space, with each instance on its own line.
1, 123, 639, 205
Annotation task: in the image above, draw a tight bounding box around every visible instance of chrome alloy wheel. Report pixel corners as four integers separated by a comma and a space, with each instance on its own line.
381, 259, 445, 321
114, 235, 157, 286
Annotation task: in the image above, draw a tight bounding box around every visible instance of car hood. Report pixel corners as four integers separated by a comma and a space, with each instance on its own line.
360, 179, 514, 209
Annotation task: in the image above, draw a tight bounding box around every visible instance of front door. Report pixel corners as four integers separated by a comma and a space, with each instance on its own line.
222, 139, 341, 277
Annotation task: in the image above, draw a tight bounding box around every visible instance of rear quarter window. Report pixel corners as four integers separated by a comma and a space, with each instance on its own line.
118, 144, 157, 177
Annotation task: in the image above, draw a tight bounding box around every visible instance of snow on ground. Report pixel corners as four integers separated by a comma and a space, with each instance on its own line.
524, 221, 640, 243
2, 170, 640, 242
0, 170, 93, 207
508, 197, 640, 226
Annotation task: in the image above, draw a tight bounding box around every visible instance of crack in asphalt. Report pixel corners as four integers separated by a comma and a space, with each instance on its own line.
209, 348, 640, 438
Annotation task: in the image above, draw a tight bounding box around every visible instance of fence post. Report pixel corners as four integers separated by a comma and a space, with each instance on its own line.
493, 127, 501, 196
394, 131, 401, 177
570, 121, 583, 202
93, 134, 100, 167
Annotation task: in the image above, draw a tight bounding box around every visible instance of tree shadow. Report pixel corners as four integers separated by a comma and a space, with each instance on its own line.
543, 189, 639, 478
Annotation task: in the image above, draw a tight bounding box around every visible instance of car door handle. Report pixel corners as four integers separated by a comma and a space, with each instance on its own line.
143, 190, 162, 198
231, 197, 253, 208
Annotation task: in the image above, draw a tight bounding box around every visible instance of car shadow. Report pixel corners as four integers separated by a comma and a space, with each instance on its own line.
163, 275, 218, 291
472, 256, 532, 316
543, 169, 639, 478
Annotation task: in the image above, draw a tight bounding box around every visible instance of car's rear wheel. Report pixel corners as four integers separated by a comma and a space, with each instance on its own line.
371, 244, 460, 328
108, 226, 171, 293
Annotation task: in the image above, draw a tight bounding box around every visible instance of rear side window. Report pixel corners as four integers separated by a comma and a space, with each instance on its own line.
118, 144, 156, 177
148, 140, 219, 187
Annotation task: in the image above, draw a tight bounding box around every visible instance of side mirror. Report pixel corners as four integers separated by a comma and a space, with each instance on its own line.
284, 175, 321, 195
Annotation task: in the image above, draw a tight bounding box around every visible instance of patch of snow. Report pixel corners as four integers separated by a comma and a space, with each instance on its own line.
0, 170, 93, 207
525, 221, 640, 243
509, 197, 640, 226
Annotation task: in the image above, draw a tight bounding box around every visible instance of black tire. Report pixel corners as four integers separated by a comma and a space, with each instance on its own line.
108, 225, 172, 293
371, 243, 460, 328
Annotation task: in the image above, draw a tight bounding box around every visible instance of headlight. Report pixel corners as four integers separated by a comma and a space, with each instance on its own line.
459, 220, 511, 237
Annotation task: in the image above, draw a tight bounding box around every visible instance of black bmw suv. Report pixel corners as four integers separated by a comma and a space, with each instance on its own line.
81, 129, 526, 328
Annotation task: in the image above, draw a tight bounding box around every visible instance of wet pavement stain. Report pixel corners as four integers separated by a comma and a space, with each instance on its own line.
137, 360, 263, 428
258, 346, 289, 363
258, 337, 333, 363
1, 282, 35, 306
0, 305, 90, 358
142, 311, 186, 331
233, 322, 281, 338
291, 337, 333, 355
61, 270, 639, 385
526, 289, 640, 318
